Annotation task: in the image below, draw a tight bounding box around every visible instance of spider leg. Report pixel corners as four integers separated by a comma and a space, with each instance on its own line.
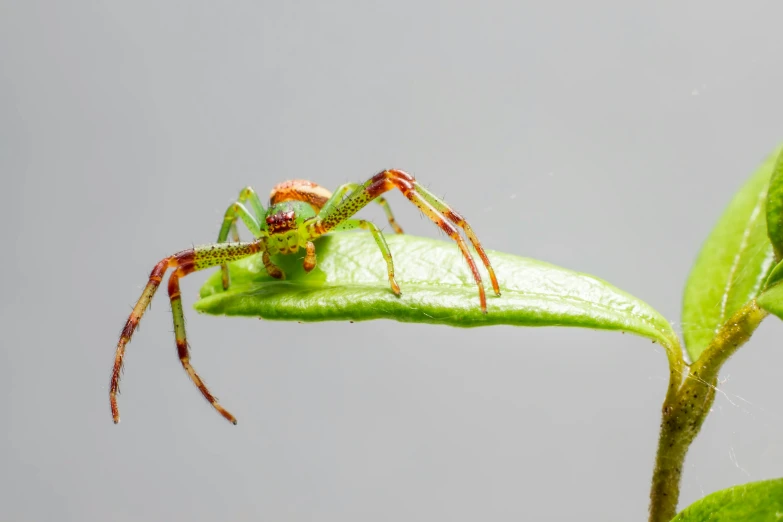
303, 241, 316, 272
110, 240, 265, 425
217, 186, 267, 289
262, 251, 285, 279
321, 183, 404, 234
312, 169, 499, 312
333, 219, 401, 294
229, 221, 241, 243
405, 183, 500, 297
269, 180, 403, 233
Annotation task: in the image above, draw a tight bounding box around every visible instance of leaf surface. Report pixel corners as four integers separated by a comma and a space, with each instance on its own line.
757, 258, 783, 320
671, 478, 783, 522
681, 148, 780, 362
196, 233, 679, 358
764, 147, 783, 258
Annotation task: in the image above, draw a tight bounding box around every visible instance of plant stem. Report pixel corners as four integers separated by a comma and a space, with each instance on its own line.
648, 300, 768, 522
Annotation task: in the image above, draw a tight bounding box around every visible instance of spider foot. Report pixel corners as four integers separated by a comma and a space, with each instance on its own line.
389, 277, 401, 296
262, 251, 285, 279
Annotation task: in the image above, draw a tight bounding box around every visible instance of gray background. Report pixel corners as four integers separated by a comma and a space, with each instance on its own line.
2, 1, 783, 521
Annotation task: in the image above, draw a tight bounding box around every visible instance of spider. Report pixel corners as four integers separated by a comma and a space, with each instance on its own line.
110, 169, 501, 424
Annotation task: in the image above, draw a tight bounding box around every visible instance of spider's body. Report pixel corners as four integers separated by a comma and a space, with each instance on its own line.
110, 170, 500, 424
262, 200, 316, 254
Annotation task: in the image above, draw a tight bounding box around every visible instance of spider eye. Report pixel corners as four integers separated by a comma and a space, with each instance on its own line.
266, 210, 297, 232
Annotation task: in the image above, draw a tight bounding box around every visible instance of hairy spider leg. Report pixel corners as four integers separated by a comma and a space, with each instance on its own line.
407, 184, 500, 297
312, 169, 499, 313
110, 240, 265, 425
333, 219, 401, 294
217, 187, 268, 289
320, 183, 404, 234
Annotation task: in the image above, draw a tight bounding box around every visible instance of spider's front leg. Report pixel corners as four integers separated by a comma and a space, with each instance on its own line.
320, 182, 404, 234
110, 240, 265, 425
312, 169, 500, 312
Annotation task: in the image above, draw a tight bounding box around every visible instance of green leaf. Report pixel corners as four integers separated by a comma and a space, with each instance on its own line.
763, 258, 783, 290
765, 147, 783, 258
681, 148, 780, 363
758, 282, 783, 321
757, 257, 783, 320
671, 477, 783, 521
196, 233, 680, 359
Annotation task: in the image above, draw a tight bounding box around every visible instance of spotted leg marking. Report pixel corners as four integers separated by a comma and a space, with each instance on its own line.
312, 169, 499, 312
320, 182, 404, 234
110, 240, 264, 424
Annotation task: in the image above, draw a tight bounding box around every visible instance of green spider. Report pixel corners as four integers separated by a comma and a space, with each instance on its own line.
110, 169, 501, 424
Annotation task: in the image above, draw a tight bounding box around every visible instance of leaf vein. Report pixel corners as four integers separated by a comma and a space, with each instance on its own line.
719, 187, 767, 326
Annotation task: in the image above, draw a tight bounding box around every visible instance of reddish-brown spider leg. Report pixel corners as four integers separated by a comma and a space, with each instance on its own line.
110, 240, 264, 424
312, 169, 500, 312
414, 189, 500, 296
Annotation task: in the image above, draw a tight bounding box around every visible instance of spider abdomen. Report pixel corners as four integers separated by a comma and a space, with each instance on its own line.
269, 179, 332, 210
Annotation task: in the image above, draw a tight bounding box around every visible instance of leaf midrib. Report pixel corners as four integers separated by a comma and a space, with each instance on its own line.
719, 186, 768, 325
200, 279, 669, 336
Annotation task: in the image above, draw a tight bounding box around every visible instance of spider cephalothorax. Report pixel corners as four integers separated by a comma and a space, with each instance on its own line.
263, 202, 313, 255
110, 170, 500, 424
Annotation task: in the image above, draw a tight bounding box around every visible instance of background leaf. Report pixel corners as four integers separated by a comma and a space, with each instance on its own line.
757, 257, 783, 320
757, 282, 783, 321
681, 148, 780, 362
765, 147, 783, 258
671, 478, 783, 521
197, 233, 679, 359
762, 258, 783, 290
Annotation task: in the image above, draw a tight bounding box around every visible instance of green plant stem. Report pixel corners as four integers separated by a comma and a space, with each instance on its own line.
648, 301, 768, 522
